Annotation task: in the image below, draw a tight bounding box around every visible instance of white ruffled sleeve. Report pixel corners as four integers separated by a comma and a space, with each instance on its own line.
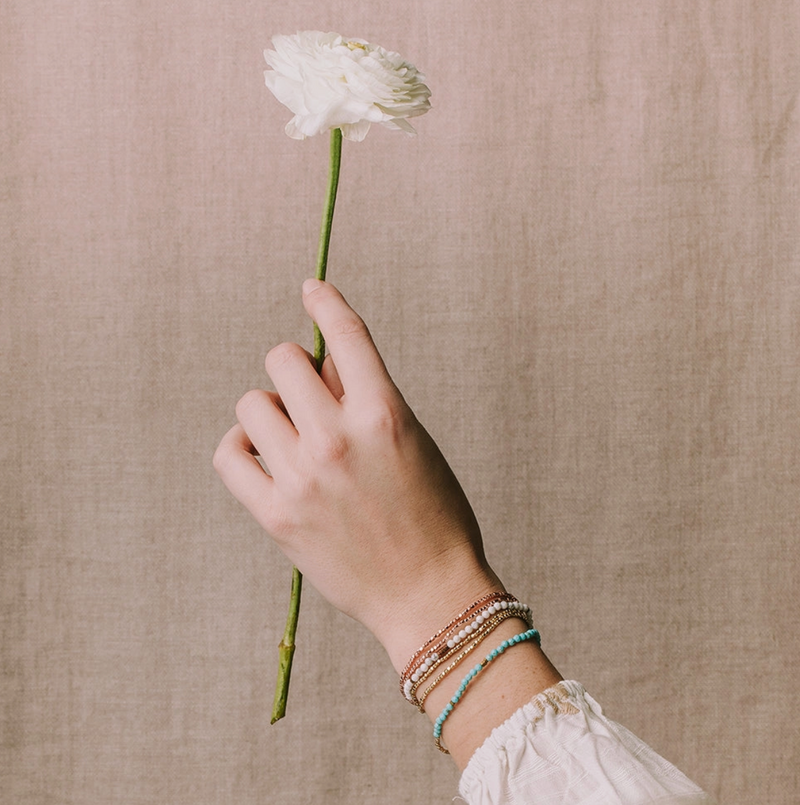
457, 680, 714, 805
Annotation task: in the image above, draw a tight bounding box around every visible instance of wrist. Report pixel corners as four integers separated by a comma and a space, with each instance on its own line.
375, 562, 506, 676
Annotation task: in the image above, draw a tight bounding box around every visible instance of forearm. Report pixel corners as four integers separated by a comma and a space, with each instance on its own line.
378, 571, 563, 771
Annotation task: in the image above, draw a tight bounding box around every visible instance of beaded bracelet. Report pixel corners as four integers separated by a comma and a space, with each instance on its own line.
415, 609, 525, 710
409, 608, 524, 710
400, 593, 518, 680
433, 628, 542, 754
399, 592, 516, 697
401, 597, 531, 703
409, 608, 529, 711
402, 599, 532, 705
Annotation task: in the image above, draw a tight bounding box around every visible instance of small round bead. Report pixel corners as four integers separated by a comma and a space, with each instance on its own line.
447, 638, 455, 648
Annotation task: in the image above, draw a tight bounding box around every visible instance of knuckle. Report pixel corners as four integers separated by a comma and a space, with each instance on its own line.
212, 442, 232, 476
313, 430, 351, 465
265, 341, 303, 371
364, 394, 409, 438
276, 471, 320, 524
331, 314, 369, 344
235, 388, 266, 421
262, 505, 295, 543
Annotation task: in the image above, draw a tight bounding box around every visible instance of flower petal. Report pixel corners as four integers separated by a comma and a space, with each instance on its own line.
263, 31, 431, 140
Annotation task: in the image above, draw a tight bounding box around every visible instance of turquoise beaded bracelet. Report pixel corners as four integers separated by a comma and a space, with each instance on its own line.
433, 627, 541, 754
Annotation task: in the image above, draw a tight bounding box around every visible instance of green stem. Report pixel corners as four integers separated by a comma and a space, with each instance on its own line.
271, 128, 343, 725
313, 127, 343, 362
270, 566, 302, 724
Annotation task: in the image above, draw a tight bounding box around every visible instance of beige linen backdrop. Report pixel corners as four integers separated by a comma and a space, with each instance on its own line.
2, 2, 798, 803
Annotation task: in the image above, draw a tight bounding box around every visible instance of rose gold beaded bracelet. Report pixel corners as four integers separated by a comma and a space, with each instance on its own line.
413, 608, 527, 711
399, 593, 516, 701
399, 592, 514, 684
400, 594, 533, 705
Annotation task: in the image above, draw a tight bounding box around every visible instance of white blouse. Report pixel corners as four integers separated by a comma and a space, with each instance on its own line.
457, 681, 714, 804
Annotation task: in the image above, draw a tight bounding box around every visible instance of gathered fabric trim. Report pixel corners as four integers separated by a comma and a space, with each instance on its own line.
457, 680, 715, 805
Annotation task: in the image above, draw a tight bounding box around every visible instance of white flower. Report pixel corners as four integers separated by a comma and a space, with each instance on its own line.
263, 31, 432, 141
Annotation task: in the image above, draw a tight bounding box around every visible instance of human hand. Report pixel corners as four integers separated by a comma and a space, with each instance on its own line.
214, 279, 503, 671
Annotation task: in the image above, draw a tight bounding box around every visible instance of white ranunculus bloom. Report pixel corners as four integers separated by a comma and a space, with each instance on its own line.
263, 31, 432, 142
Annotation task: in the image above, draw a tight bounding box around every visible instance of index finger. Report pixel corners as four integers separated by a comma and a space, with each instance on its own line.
301, 279, 395, 400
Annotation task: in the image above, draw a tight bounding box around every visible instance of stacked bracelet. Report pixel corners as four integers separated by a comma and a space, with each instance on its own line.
399, 592, 516, 698
433, 628, 541, 754
400, 595, 532, 706
398, 593, 541, 755
408, 607, 529, 711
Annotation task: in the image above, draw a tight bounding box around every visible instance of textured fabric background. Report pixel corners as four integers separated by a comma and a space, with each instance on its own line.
2, 2, 798, 803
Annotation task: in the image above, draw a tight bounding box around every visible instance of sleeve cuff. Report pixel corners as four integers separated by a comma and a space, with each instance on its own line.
457, 680, 714, 805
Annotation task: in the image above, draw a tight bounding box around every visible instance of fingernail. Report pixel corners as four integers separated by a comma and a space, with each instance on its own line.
303, 278, 324, 295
